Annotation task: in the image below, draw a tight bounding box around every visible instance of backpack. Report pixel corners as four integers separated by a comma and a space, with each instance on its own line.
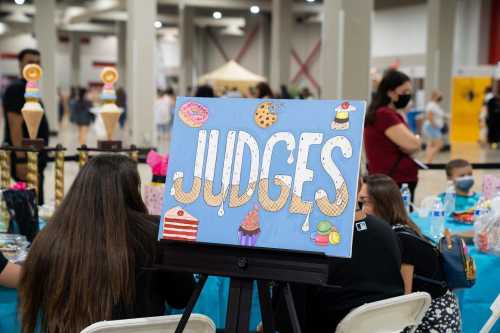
393, 225, 476, 290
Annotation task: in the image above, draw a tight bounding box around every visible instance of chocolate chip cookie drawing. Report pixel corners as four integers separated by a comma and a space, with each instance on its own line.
254, 101, 279, 128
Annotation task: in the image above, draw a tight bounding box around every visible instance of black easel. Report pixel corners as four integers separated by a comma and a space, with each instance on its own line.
156, 241, 329, 333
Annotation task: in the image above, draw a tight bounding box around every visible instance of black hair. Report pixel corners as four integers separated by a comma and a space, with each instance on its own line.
18, 48, 40, 62
194, 85, 215, 97
445, 159, 471, 177
256, 82, 273, 98
365, 69, 410, 125
77, 87, 87, 101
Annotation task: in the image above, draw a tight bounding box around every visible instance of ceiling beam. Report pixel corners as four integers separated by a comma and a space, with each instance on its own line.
65, 0, 124, 24
158, 0, 322, 13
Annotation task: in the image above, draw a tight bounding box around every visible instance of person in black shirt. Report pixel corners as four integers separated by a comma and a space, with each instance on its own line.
360, 174, 461, 332
274, 177, 404, 332
2, 48, 49, 204
19, 155, 195, 333
0, 252, 21, 288
487, 84, 500, 146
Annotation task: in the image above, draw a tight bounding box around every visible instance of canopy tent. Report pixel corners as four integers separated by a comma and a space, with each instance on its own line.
198, 60, 267, 95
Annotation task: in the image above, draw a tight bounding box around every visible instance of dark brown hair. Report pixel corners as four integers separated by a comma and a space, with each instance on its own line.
365, 70, 410, 125
363, 174, 423, 238
19, 154, 155, 333
256, 82, 274, 98
445, 158, 471, 177
18, 48, 40, 62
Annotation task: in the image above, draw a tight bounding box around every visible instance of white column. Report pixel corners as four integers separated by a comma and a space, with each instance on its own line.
117, 21, 127, 88
126, 0, 156, 146
194, 26, 207, 80
426, 0, 457, 113
251, 13, 271, 78
34, 0, 58, 130
320, 0, 342, 99
270, 0, 292, 92
341, 0, 373, 101
179, 4, 194, 96
70, 32, 81, 87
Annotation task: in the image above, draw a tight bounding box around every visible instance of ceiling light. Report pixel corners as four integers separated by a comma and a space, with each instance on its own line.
213, 11, 222, 20
306, 0, 315, 2
14, 0, 25, 5
250, 5, 260, 14
154, 20, 162, 29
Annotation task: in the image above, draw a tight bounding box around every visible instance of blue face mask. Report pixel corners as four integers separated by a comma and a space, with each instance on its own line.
455, 176, 474, 192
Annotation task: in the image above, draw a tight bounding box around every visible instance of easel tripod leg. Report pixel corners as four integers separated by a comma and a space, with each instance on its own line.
175, 274, 208, 333
225, 278, 253, 333
257, 281, 274, 333
283, 283, 302, 333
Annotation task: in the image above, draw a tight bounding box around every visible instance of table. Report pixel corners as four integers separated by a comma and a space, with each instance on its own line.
1, 219, 262, 332
0, 276, 261, 332
2, 216, 499, 332
412, 214, 500, 333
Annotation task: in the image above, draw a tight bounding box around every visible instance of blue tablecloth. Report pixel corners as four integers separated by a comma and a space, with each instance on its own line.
2, 216, 498, 332
412, 214, 500, 333
0, 276, 262, 332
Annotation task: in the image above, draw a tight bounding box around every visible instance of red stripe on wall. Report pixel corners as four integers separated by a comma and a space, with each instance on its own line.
489, 0, 500, 64
0, 53, 18, 60
93, 61, 116, 67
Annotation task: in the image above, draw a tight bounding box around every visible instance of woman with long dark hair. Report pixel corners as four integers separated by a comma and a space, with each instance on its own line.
359, 174, 461, 333
69, 87, 94, 145
19, 155, 195, 333
364, 70, 421, 199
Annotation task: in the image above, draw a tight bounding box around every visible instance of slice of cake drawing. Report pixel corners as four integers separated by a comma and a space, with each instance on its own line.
163, 206, 199, 241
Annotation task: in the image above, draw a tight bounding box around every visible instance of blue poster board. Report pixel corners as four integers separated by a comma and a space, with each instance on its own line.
159, 97, 365, 258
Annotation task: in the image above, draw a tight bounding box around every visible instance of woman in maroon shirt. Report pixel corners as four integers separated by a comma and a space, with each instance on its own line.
364, 70, 421, 199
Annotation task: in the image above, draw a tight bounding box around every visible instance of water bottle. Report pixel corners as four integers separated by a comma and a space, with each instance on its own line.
401, 183, 411, 214
474, 196, 489, 222
430, 200, 445, 241
443, 181, 456, 218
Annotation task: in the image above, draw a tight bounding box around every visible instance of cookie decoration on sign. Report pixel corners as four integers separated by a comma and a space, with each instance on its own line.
21, 64, 44, 139
331, 101, 356, 130
179, 101, 209, 128
163, 206, 199, 241
238, 205, 261, 246
254, 101, 279, 128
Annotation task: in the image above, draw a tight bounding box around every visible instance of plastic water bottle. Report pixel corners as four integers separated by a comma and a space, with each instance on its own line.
443, 181, 456, 218
474, 196, 489, 222
401, 183, 411, 214
430, 200, 445, 241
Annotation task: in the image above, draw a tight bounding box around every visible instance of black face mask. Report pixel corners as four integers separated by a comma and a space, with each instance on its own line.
394, 93, 412, 109
437, 96, 443, 103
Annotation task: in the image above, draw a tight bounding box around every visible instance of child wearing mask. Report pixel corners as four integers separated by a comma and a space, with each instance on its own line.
440, 159, 481, 212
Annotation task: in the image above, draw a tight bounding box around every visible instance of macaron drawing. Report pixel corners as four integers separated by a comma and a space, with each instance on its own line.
315, 221, 332, 246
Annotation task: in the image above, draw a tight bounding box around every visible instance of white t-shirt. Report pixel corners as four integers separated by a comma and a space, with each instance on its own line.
154, 95, 174, 125
425, 101, 445, 129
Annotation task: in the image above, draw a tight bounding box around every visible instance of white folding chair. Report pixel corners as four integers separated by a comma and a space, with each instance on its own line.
335, 292, 431, 333
80, 314, 216, 333
480, 294, 500, 333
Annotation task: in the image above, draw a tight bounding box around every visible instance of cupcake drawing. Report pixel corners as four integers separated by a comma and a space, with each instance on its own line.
331, 101, 356, 130
238, 205, 261, 246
